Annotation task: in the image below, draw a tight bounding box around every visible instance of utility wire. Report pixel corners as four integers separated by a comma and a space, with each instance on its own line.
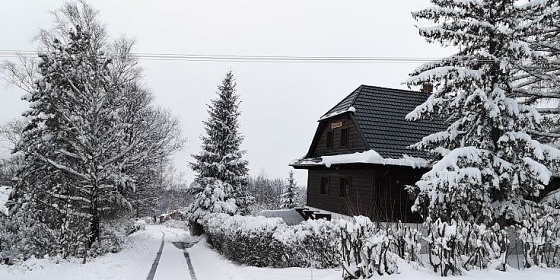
0, 49, 552, 64
0, 49, 468, 64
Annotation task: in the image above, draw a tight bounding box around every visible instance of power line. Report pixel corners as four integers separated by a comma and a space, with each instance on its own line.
0, 49, 551, 64
0, 49, 453, 64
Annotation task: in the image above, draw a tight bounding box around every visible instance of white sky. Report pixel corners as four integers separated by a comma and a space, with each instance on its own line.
0, 0, 452, 185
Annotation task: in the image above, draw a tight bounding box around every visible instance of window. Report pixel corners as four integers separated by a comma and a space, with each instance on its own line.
340, 177, 350, 197
340, 129, 348, 147
320, 177, 329, 195
326, 131, 334, 148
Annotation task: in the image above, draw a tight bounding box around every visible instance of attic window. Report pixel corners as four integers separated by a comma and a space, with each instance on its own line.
326, 131, 334, 148
340, 129, 348, 147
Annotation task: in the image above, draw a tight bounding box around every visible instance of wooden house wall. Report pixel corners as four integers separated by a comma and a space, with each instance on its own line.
311, 115, 367, 157
306, 165, 425, 222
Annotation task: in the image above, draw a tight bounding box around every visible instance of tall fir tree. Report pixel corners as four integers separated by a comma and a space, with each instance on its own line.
188, 72, 252, 226
406, 0, 560, 225
280, 170, 297, 209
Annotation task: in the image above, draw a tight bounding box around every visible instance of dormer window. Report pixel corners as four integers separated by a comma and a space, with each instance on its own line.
340, 129, 348, 147
326, 131, 334, 148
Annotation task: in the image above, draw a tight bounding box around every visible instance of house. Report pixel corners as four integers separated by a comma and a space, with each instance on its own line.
291, 85, 444, 223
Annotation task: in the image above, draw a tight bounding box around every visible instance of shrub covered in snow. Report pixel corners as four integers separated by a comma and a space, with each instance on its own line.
516, 204, 560, 268
203, 213, 340, 268
339, 216, 400, 279
422, 218, 509, 276
274, 219, 340, 268
204, 214, 287, 267
338, 216, 513, 278
86, 219, 135, 258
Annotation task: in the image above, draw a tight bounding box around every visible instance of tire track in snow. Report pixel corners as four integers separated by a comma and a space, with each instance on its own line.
146, 231, 166, 280
182, 250, 198, 280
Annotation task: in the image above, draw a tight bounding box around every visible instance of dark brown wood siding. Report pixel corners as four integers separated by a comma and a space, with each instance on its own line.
311, 115, 367, 157
306, 165, 425, 222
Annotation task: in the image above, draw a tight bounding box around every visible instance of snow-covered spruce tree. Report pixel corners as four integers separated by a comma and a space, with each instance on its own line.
188, 72, 251, 230
280, 170, 297, 209
406, 0, 560, 225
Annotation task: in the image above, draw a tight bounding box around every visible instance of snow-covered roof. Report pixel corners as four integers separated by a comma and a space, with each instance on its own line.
256, 209, 304, 226
310, 85, 445, 160
291, 149, 428, 169
0, 186, 12, 216
318, 106, 356, 121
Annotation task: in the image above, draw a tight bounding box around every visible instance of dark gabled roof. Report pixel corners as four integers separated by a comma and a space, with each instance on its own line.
318, 85, 444, 159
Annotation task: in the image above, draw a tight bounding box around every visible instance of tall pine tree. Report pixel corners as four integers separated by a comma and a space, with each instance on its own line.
188, 72, 252, 227
406, 0, 560, 225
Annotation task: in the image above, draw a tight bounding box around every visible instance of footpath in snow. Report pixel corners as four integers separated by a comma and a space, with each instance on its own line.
1, 224, 560, 280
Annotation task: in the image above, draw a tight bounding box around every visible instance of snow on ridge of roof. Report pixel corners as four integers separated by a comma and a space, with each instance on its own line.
294, 149, 428, 168
0, 186, 12, 216
318, 106, 356, 121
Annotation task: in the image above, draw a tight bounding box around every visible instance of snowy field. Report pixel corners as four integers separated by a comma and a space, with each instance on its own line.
0, 224, 559, 280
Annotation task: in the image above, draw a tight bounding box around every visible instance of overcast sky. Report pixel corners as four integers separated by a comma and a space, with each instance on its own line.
0, 0, 452, 185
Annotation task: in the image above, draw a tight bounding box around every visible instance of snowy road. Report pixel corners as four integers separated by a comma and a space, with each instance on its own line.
151, 228, 197, 280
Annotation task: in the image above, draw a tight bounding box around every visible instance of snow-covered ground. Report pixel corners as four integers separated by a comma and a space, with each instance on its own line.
0, 224, 559, 280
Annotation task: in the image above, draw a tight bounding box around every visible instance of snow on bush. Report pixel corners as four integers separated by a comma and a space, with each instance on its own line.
422, 218, 509, 276
204, 213, 287, 267
274, 219, 340, 268
516, 204, 560, 268
203, 213, 340, 268
87, 219, 135, 258
203, 212, 560, 276
339, 216, 400, 279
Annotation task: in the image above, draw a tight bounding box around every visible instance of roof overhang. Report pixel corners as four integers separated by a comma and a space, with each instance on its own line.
290, 149, 429, 169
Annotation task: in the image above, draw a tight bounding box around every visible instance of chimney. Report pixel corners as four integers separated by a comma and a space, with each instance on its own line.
420, 83, 433, 94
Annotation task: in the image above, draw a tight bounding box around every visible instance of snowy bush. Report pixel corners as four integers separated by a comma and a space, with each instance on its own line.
422, 218, 509, 276
392, 222, 422, 265
204, 213, 340, 268
339, 216, 400, 279
86, 219, 134, 258
274, 219, 340, 268
204, 213, 287, 267
516, 206, 560, 268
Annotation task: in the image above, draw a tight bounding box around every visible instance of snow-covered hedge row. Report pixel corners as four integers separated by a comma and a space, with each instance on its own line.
340, 216, 399, 278
339, 216, 513, 278
422, 218, 509, 276
339, 217, 426, 278
517, 208, 560, 268
203, 213, 340, 268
